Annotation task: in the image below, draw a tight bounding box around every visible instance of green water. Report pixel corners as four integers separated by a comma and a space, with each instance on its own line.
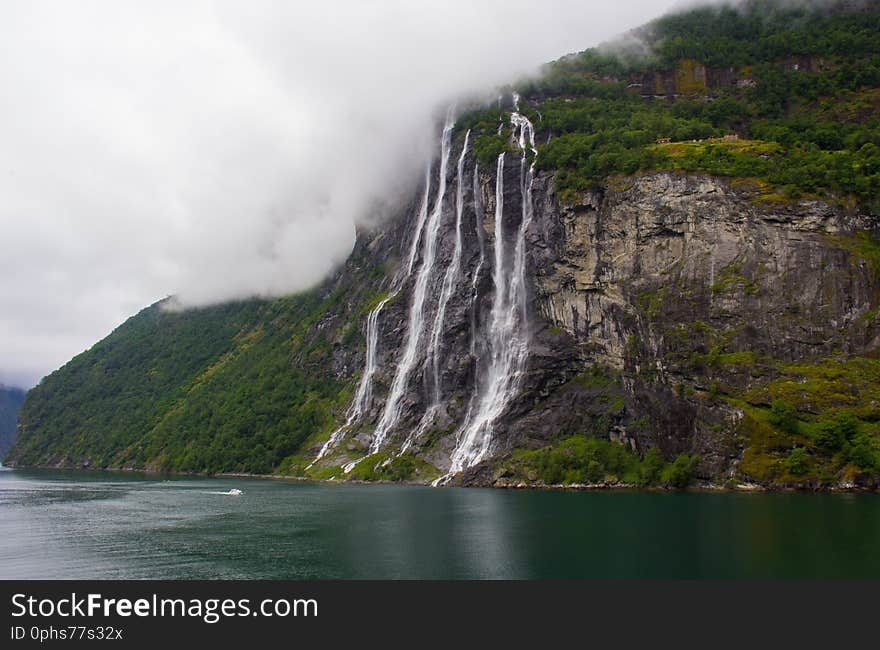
0, 467, 877, 579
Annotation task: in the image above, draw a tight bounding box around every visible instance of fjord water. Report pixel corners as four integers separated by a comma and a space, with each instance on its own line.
1, 467, 878, 579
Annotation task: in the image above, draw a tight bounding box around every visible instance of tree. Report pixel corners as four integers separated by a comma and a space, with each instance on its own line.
768, 400, 799, 434
661, 454, 700, 489
784, 447, 809, 476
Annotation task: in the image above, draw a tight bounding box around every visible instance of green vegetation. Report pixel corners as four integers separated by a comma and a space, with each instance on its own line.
346, 452, 440, 483
628, 278, 880, 488
784, 447, 810, 476
649, 2, 880, 69
736, 357, 880, 485
472, 134, 512, 167
660, 453, 701, 489
456, 107, 515, 166
709, 260, 761, 297
7, 286, 362, 475
504, 435, 699, 489
640, 295, 880, 487
488, 1, 880, 207
768, 399, 799, 435
826, 231, 880, 274
277, 450, 441, 483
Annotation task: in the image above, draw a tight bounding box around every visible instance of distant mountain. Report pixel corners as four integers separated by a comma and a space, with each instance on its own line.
0, 385, 26, 460
7, 0, 880, 489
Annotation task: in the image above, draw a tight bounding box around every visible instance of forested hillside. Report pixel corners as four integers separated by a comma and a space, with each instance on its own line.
460, 0, 880, 207
6, 294, 353, 473
0, 386, 25, 459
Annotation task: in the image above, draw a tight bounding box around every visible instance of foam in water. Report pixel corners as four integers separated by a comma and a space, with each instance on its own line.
209, 489, 243, 496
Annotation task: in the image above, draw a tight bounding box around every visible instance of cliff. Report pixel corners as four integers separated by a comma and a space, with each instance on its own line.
299, 155, 880, 490
9, 157, 878, 489
7, 0, 880, 489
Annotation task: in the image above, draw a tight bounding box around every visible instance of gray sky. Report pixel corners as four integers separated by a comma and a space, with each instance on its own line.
0, 0, 678, 388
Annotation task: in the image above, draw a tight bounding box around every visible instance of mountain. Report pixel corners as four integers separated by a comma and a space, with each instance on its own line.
0, 385, 26, 460
7, 0, 880, 489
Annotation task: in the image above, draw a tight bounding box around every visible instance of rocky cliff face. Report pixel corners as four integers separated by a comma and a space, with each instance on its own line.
516, 171, 878, 483
304, 117, 880, 489
626, 56, 824, 97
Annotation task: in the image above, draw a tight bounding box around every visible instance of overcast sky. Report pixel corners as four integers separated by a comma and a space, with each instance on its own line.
0, 0, 681, 388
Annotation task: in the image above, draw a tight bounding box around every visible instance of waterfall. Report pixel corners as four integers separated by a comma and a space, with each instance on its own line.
315, 100, 538, 481
469, 162, 485, 358
401, 130, 472, 454
406, 166, 434, 277
509, 112, 537, 328
310, 162, 433, 467
308, 291, 399, 466
445, 108, 537, 477
368, 111, 456, 455
426, 129, 470, 406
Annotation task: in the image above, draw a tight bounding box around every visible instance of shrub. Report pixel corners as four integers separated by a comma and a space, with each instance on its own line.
768, 399, 799, 434
472, 134, 511, 167
846, 433, 879, 471
814, 410, 858, 451
784, 447, 810, 476
508, 435, 692, 487
586, 460, 604, 483
638, 447, 665, 486
661, 454, 700, 489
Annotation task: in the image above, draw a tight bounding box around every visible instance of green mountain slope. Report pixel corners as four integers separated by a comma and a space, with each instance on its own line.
7, 232, 388, 473
6, 288, 359, 473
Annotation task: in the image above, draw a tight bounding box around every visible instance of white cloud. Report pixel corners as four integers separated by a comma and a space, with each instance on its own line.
0, 0, 678, 386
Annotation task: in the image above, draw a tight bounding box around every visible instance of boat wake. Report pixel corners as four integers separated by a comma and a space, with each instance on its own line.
209, 488, 243, 496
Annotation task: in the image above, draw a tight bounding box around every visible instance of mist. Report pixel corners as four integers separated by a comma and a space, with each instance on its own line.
0, 0, 682, 387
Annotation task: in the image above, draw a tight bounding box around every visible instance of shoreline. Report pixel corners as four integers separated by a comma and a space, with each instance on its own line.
3, 462, 877, 493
